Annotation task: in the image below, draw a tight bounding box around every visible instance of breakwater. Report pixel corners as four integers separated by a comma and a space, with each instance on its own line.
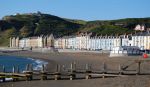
0, 59, 150, 82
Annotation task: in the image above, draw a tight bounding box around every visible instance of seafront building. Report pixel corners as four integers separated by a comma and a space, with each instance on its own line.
10, 34, 54, 48
54, 33, 130, 51
10, 31, 150, 51
54, 25, 150, 51
131, 32, 150, 50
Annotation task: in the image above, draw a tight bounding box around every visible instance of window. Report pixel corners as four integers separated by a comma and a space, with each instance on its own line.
129, 36, 132, 40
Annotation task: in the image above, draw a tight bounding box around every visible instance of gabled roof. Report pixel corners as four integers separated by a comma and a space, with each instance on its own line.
132, 31, 150, 36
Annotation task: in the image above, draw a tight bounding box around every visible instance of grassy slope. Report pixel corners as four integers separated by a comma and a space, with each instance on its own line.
0, 13, 150, 46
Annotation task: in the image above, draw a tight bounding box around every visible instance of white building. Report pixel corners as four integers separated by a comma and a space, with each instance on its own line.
54, 33, 130, 51
131, 32, 150, 50
19, 38, 29, 48
134, 24, 145, 31
58, 31, 150, 51
67, 37, 76, 49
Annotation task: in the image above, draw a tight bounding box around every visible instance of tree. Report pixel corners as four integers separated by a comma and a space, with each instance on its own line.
34, 26, 41, 35
34, 23, 50, 35
20, 25, 32, 37
4, 27, 17, 38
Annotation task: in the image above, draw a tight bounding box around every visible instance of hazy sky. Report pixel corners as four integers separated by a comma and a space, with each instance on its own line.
0, 0, 149, 20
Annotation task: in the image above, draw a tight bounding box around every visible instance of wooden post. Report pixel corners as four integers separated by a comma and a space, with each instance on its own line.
119, 64, 123, 75
62, 65, 65, 71
16, 65, 19, 73
54, 64, 61, 80
71, 62, 76, 73
29, 64, 33, 72
12, 66, 15, 73
85, 64, 89, 70
137, 61, 141, 75
2, 65, 5, 73
42, 64, 45, 72
26, 64, 29, 71
102, 62, 106, 78
70, 63, 76, 80
12, 66, 18, 82
69, 73, 76, 80
73, 61, 76, 71
85, 64, 92, 79
54, 72, 61, 80
24, 64, 33, 81
2, 77, 5, 82
25, 71, 33, 81
103, 62, 106, 74
2, 66, 5, 82
56, 64, 60, 72
70, 63, 73, 73
41, 64, 47, 80
41, 72, 47, 80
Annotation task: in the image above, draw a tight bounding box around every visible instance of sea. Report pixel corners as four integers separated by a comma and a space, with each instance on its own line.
0, 55, 48, 72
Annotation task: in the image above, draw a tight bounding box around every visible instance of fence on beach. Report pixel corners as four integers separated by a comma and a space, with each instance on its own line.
0, 59, 150, 82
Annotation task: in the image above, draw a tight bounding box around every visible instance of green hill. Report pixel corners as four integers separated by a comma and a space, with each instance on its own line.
1, 12, 82, 37
0, 12, 150, 46
0, 12, 82, 46
80, 18, 150, 35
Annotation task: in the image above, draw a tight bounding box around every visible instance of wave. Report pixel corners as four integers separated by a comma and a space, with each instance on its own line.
27, 57, 48, 70
0, 56, 48, 82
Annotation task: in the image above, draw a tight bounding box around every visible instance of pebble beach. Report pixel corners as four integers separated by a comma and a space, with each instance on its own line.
0, 50, 150, 87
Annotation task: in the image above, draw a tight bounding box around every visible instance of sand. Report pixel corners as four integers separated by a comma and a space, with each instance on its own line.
0, 51, 150, 87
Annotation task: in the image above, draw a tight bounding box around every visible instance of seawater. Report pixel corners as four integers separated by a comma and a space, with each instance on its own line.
0, 55, 48, 72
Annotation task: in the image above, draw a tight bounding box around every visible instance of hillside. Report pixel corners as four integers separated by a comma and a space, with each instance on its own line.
0, 12, 150, 46
80, 18, 150, 35
0, 12, 83, 46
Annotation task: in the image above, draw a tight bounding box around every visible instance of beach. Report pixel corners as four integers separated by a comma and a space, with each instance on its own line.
0, 51, 150, 87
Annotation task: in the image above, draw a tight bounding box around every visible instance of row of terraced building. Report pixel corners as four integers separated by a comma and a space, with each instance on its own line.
10, 32, 150, 50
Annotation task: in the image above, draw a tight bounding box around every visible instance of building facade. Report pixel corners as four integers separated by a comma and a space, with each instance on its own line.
54, 33, 131, 51
131, 32, 150, 50
10, 34, 54, 48
54, 32, 150, 51
10, 32, 150, 51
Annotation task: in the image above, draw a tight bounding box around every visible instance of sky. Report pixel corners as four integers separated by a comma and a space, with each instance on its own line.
0, 0, 150, 21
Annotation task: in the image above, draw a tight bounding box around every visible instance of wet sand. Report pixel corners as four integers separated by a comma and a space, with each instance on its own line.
0, 51, 150, 87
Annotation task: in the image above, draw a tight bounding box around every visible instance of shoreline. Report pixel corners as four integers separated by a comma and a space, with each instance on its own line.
0, 51, 143, 72
0, 51, 57, 72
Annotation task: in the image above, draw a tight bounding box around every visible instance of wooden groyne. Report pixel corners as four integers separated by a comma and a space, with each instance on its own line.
0, 59, 150, 82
